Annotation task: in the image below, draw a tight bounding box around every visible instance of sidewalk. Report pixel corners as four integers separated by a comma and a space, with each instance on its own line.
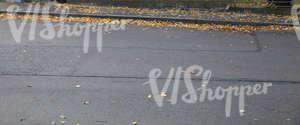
0, 2, 294, 26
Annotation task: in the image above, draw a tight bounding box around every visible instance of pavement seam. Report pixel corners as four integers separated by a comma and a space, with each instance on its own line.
0, 74, 299, 84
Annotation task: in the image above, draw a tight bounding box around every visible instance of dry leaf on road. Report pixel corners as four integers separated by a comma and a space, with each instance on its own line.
83, 101, 89, 105
131, 121, 137, 125
59, 114, 66, 119
160, 92, 167, 97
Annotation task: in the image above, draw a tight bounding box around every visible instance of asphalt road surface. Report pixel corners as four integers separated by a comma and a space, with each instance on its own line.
0, 19, 299, 125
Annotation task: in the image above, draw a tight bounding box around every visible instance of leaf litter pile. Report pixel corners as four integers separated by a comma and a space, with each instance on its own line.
56, 3, 292, 24
0, 13, 293, 32
56, 3, 289, 19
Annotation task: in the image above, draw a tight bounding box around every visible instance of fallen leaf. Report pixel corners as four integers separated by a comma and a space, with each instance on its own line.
59, 114, 66, 119
202, 81, 209, 87
75, 85, 81, 88
131, 121, 137, 125
121, 19, 133, 24
160, 92, 167, 97
239, 109, 245, 113
20, 118, 25, 122
83, 101, 89, 105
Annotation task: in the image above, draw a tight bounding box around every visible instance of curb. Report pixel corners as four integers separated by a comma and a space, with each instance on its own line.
0, 10, 293, 26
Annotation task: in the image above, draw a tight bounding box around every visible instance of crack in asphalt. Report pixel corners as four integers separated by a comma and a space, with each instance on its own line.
0, 73, 299, 85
